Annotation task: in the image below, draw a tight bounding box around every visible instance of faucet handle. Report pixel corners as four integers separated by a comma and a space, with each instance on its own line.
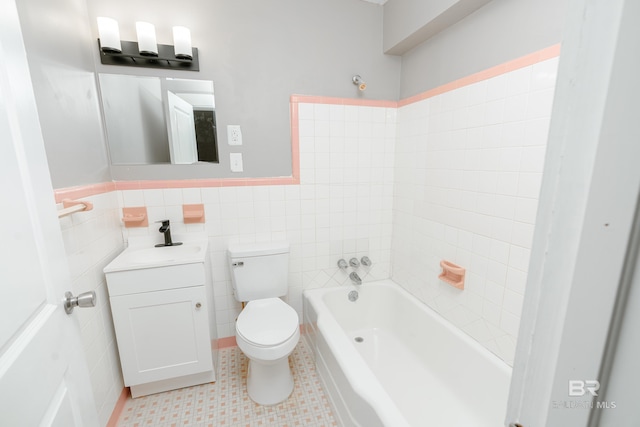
337, 259, 348, 270
349, 271, 362, 285
349, 257, 360, 268
361, 256, 372, 267
155, 219, 170, 225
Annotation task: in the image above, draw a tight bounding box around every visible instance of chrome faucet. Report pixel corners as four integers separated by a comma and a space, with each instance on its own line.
349, 271, 362, 285
155, 220, 182, 247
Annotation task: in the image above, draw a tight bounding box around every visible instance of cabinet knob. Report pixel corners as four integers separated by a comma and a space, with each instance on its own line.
195, 302, 202, 309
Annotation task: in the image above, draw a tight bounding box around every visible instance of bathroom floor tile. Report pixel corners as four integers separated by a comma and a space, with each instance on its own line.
117, 340, 337, 427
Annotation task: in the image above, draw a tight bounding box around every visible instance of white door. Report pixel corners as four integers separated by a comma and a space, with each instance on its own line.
167, 91, 198, 164
0, 0, 98, 426
506, 0, 640, 425
596, 241, 640, 425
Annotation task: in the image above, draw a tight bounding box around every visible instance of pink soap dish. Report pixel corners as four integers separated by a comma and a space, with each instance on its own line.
183, 204, 205, 224
122, 207, 148, 228
438, 260, 465, 290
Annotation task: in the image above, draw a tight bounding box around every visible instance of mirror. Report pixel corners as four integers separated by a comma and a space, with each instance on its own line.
98, 74, 219, 165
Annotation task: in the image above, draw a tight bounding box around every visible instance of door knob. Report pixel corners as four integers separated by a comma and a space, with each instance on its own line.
64, 290, 96, 314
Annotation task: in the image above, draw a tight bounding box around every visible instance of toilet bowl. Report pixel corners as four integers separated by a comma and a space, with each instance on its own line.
235, 297, 300, 405
228, 241, 299, 405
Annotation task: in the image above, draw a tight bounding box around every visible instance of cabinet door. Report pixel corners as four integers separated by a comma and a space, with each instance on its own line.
110, 286, 212, 386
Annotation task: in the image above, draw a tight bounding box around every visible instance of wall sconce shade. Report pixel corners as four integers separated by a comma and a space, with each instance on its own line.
173, 26, 193, 60
135, 21, 158, 56
97, 21, 199, 71
97, 17, 122, 53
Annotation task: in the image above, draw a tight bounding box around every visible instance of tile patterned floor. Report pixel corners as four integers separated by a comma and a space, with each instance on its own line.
117, 341, 337, 427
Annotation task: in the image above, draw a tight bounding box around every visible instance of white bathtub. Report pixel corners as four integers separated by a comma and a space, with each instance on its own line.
303, 280, 512, 427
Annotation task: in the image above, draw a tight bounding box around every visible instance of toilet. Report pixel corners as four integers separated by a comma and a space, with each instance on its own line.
227, 241, 300, 405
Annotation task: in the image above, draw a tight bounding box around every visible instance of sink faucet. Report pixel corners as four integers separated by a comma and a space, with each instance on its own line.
349, 271, 362, 285
155, 220, 182, 247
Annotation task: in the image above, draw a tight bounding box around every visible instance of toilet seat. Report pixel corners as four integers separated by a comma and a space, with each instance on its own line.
236, 297, 298, 347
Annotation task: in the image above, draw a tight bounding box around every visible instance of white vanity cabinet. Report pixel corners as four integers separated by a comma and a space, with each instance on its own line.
104, 241, 216, 398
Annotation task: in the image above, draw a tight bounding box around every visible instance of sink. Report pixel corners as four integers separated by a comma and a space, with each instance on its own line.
126, 245, 202, 264
104, 240, 207, 273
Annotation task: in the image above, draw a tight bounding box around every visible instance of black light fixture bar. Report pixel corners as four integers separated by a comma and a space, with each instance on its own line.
98, 39, 200, 71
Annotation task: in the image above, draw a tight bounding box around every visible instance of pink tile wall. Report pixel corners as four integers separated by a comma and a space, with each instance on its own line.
392, 56, 560, 365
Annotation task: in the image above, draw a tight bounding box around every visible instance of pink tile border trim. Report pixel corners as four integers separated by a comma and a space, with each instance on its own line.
52, 44, 559, 198
54, 182, 116, 203
398, 43, 561, 107
113, 177, 300, 191
110, 103, 301, 192
106, 387, 129, 427
217, 336, 237, 349
290, 94, 397, 108
53, 106, 301, 196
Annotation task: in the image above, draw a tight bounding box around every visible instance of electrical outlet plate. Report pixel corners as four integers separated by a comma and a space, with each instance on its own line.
227, 125, 242, 145
230, 153, 243, 172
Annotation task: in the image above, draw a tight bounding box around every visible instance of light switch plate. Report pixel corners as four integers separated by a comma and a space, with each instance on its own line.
230, 153, 243, 172
227, 125, 242, 145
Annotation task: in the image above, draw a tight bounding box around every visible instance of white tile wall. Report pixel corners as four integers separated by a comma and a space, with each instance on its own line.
391, 57, 559, 365
57, 191, 125, 426
119, 102, 397, 339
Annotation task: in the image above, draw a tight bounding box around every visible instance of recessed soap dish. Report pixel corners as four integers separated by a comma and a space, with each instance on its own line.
122, 207, 148, 228
439, 260, 465, 290
183, 204, 205, 224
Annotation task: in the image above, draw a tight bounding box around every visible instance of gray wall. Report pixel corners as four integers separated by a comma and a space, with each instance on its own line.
384, 0, 457, 53
19, 0, 566, 186
383, 0, 493, 55
86, 0, 401, 181
398, 0, 569, 98
16, 0, 111, 189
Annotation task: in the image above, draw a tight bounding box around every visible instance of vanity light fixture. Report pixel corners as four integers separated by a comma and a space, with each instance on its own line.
96, 17, 199, 71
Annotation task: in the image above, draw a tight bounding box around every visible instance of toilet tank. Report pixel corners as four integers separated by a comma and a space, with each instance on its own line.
227, 241, 290, 301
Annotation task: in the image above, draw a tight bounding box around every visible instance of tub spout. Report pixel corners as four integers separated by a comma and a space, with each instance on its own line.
349, 271, 362, 285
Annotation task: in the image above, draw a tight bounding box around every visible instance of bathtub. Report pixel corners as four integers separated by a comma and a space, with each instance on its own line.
303, 280, 512, 427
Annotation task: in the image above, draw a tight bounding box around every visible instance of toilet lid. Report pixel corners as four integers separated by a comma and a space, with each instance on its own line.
236, 298, 299, 346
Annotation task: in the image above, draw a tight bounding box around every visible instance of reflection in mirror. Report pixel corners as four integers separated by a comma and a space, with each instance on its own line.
99, 74, 218, 165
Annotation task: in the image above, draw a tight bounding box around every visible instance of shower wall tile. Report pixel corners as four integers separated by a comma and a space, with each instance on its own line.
392, 57, 559, 366
119, 103, 396, 339
57, 191, 125, 426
